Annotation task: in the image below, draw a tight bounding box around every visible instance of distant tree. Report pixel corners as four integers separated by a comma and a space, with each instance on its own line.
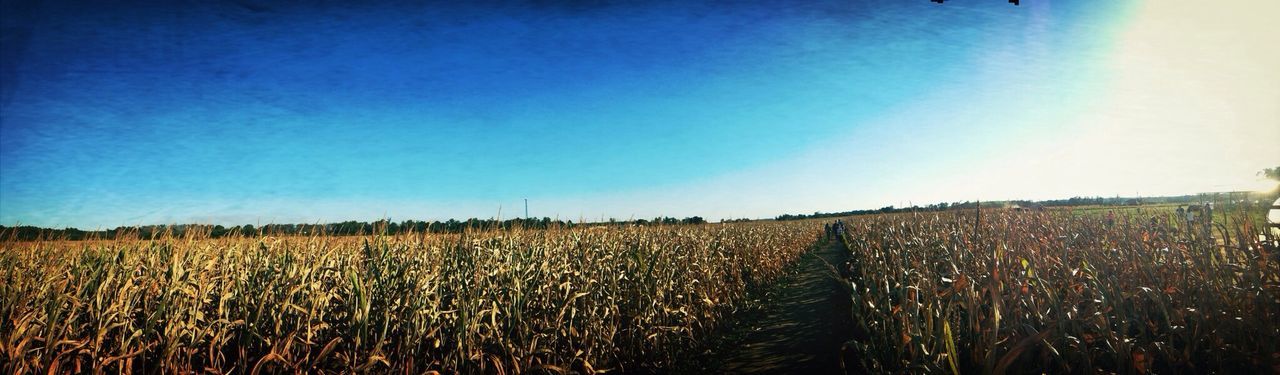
1260, 166, 1280, 181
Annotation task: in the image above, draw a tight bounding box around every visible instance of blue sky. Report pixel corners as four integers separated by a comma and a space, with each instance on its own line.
2, 1, 1277, 228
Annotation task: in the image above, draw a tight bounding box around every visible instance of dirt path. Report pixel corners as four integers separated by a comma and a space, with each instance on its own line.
689, 239, 852, 374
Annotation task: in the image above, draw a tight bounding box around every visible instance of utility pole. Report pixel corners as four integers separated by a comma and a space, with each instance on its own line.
524, 199, 529, 219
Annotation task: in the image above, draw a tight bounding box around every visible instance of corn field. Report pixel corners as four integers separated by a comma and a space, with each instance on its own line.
0, 222, 817, 374
836, 207, 1279, 373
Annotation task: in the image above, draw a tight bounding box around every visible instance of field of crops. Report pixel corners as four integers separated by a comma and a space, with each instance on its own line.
836, 207, 1279, 373
0, 222, 818, 374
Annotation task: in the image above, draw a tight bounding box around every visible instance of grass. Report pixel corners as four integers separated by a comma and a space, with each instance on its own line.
0, 222, 819, 374
1059, 192, 1275, 229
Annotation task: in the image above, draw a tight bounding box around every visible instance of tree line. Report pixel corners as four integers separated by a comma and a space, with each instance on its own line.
775, 193, 1243, 221
0, 216, 710, 241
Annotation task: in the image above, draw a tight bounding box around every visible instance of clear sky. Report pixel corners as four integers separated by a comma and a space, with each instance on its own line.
1, 0, 1277, 228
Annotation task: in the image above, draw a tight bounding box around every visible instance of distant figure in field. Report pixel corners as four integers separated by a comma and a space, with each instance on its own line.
1202, 203, 1214, 237
1105, 210, 1116, 227
824, 223, 832, 238
1176, 206, 1185, 224
1177, 204, 1198, 239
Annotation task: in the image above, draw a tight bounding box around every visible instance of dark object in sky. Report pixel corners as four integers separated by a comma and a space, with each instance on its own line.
233, 0, 274, 13
931, 0, 1020, 5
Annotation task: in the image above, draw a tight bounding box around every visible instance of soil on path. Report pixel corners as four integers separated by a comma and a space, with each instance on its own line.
687, 238, 853, 374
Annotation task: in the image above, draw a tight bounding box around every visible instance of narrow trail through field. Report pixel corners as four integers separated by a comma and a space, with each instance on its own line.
690, 239, 852, 374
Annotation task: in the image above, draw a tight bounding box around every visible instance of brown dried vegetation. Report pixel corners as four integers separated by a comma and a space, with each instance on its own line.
0, 222, 817, 374
837, 208, 1279, 373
